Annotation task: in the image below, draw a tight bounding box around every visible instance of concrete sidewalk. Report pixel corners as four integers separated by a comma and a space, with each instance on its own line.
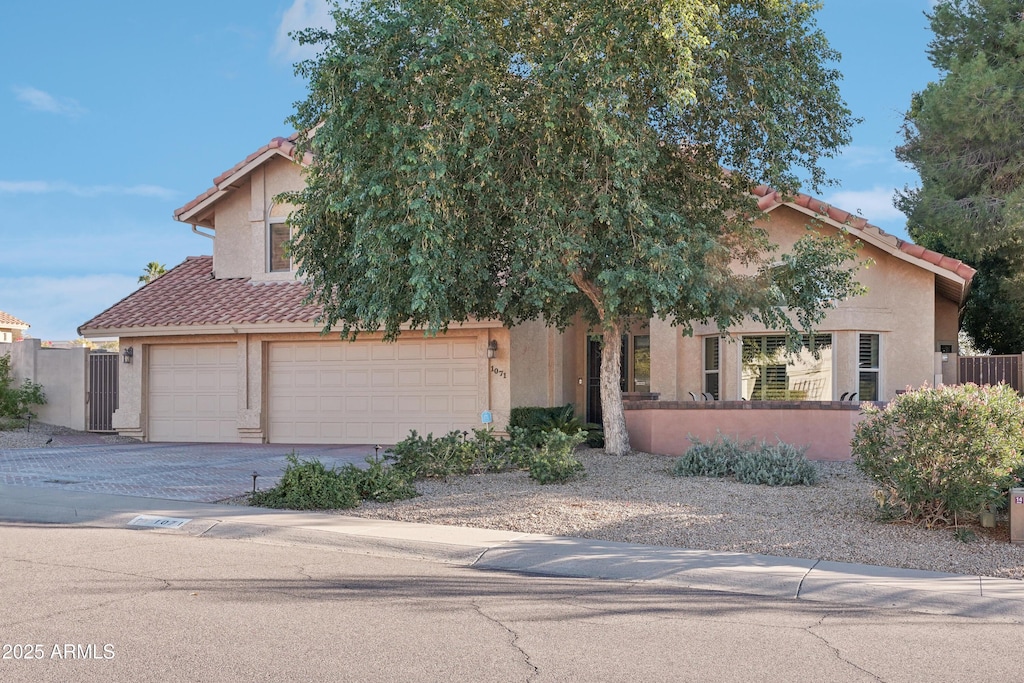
2, 483, 1022, 621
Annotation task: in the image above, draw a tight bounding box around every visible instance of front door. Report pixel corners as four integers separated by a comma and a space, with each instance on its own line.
585, 336, 628, 424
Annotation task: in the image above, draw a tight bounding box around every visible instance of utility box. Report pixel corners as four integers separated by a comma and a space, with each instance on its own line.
1010, 488, 1024, 544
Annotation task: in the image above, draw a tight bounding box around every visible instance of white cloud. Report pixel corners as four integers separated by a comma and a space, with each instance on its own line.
0, 180, 176, 200
0, 274, 138, 342
273, 0, 335, 62
12, 85, 86, 117
823, 186, 906, 223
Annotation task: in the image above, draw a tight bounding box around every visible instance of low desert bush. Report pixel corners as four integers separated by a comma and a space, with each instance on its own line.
0, 353, 46, 421
250, 452, 419, 510
673, 434, 818, 486
528, 429, 587, 484
671, 434, 751, 478
250, 453, 361, 510
733, 442, 819, 486
386, 430, 477, 478
852, 383, 1024, 527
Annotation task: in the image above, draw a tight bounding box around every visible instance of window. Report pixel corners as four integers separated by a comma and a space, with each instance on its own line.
268, 222, 290, 272
859, 334, 880, 401
703, 337, 720, 399
632, 335, 650, 391
741, 334, 833, 400
267, 202, 293, 273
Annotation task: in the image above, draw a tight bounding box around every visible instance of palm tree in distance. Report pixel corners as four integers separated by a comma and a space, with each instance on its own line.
138, 261, 167, 285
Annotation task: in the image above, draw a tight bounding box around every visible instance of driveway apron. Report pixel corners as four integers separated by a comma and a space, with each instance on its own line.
0, 441, 378, 503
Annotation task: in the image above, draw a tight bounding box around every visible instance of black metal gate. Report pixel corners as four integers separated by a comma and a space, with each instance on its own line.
88, 352, 118, 432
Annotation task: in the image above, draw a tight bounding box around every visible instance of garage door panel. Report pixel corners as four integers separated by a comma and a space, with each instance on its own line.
269, 339, 484, 444
424, 369, 449, 386
148, 344, 237, 443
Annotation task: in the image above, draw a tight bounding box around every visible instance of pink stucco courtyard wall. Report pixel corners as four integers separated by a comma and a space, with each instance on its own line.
624, 401, 874, 461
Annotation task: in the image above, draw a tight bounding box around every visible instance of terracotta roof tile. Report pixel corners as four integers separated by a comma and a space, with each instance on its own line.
0, 310, 29, 328
173, 133, 306, 221
751, 185, 977, 282
79, 256, 320, 333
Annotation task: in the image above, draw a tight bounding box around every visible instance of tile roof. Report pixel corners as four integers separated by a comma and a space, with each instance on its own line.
752, 185, 977, 282
173, 133, 310, 222
0, 310, 29, 329
78, 256, 320, 334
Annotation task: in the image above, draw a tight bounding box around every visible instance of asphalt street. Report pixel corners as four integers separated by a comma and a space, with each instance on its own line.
2, 521, 1021, 683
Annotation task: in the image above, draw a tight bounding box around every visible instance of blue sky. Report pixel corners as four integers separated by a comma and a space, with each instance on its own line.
2, 0, 940, 342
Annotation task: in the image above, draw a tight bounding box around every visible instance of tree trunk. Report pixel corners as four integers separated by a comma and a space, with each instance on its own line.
600, 321, 631, 456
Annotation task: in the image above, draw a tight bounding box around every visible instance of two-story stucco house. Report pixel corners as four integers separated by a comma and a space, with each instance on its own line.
79, 135, 975, 449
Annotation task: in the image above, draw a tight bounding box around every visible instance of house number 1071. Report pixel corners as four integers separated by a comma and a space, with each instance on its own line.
491, 367, 507, 379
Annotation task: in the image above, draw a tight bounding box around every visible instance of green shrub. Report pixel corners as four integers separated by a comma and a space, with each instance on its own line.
472, 427, 530, 473
0, 354, 46, 420
673, 434, 818, 486
733, 442, 819, 486
509, 404, 604, 448
672, 434, 751, 478
529, 429, 586, 484
386, 430, 476, 478
342, 457, 419, 503
250, 453, 360, 510
852, 383, 1024, 527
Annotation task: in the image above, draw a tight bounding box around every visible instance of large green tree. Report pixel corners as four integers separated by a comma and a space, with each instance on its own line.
896, 0, 1024, 353
285, 0, 860, 455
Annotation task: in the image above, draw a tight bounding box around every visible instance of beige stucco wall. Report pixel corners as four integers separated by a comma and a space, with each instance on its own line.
1, 339, 88, 430
212, 157, 306, 281
653, 206, 943, 402
510, 319, 584, 412
935, 295, 960, 385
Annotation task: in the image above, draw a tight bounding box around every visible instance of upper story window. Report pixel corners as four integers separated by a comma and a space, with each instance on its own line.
267, 203, 291, 273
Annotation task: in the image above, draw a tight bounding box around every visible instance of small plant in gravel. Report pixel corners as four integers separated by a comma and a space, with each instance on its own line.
251, 452, 420, 510
672, 434, 751, 477
251, 453, 361, 510
386, 430, 476, 478
673, 434, 818, 486
733, 442, 819, 486
342, 457, 419, 503
528, 429, 587, 484
852, 383, 1024, 527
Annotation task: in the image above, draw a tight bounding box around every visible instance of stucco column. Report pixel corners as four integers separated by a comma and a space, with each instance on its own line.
649, 318, 678, 401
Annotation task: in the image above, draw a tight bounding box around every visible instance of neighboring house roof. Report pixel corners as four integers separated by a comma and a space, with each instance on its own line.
752, 185, 975, 305
0, 310, 29, 330
173, 133, 311, 228
78, 256, 320, 336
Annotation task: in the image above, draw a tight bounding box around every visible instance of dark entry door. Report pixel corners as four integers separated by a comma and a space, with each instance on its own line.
585, 336, 628, 424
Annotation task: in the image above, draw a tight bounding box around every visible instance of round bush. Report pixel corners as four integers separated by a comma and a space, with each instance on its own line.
851, 383, 1024, 527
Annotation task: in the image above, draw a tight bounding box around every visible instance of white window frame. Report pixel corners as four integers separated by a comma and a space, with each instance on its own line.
737, 333, 835, 401
857, 332, 881, 401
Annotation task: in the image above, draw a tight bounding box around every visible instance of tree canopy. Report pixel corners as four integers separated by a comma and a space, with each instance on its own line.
138, 261, 167, 285
285, 0, 861, 454
896, 0, 1024, 353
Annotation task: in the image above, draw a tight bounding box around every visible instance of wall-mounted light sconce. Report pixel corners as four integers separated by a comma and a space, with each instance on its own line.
122, 346, 134, 364
487, 339, 498, 359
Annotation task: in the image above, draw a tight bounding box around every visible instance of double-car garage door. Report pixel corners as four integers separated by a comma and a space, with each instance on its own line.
268, 339, 481, 444
147, 339, 482, 444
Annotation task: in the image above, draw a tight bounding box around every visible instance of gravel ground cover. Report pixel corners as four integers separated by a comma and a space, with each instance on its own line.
4, 424, 1023, 579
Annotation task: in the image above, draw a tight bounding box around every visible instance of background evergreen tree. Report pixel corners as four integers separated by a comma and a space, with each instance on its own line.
896, 0, 1024, 353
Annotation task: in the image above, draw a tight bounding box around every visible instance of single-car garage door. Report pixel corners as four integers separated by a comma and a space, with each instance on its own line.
268, 339, 482, 444
148, 344, 238, 442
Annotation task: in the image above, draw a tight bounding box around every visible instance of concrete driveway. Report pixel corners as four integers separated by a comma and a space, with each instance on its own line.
0, 440, 380, 503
